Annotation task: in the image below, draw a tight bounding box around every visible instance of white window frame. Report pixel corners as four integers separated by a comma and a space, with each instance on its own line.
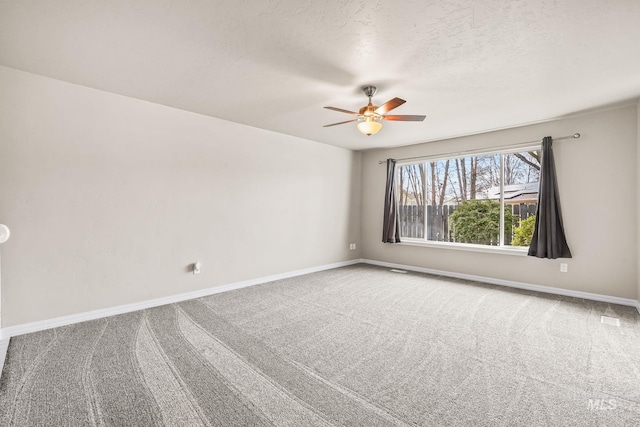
395, 144, 540, 255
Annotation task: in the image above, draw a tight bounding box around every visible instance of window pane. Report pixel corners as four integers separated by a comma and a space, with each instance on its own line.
443, 155, 501, 245
503, 151, 540, 246
425, 160, 452, 241
398, 164, 425, 239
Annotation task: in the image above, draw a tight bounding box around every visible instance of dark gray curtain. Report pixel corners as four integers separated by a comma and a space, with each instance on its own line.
382, 159, 401, 243
528, 137, 572, 258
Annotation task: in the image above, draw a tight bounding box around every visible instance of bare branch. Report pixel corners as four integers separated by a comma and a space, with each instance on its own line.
514, 153, 540, 171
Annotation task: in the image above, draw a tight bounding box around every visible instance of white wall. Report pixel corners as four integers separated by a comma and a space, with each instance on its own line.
0, 66, 362, 327
362, 105, 638, 300
637, 99, 640, 305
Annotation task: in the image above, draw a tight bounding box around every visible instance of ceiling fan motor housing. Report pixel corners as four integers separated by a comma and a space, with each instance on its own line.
359, 104, 380, 118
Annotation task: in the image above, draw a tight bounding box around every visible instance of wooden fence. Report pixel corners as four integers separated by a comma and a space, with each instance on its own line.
399, 203, 537, 243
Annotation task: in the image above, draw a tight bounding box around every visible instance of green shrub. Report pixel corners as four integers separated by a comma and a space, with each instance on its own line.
449, 200, 513, 245
512, 215, 536, 246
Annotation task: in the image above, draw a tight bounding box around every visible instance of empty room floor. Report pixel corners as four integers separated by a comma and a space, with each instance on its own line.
1, 264, 638, 426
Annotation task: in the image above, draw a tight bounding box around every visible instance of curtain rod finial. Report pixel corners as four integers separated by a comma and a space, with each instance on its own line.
573, 133, 580, 138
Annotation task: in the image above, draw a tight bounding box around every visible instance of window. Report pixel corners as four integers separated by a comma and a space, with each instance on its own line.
397, 146, 540, 248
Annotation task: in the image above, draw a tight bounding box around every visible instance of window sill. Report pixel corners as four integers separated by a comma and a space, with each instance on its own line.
397, 238, 529, 256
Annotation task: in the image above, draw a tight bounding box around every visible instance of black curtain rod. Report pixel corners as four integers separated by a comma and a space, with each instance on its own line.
377, 133, 581, 164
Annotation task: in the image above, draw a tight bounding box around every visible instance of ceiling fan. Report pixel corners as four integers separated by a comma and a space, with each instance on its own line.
323, 86, 426, 136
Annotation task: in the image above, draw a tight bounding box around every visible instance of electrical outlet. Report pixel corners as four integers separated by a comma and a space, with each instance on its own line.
600, 316, 620, 327
560, 263, 568, 273
193, 262, 201, 275
349, 243, 356, 250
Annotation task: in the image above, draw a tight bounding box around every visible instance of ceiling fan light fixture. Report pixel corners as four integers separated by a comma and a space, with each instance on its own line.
324, 85, 425, 135
357, 118, 382, 136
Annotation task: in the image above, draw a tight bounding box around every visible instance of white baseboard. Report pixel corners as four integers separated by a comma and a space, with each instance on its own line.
361, 259, 640, 311
0, 259, 362, 341
1, 257, 638, 364
0, 337, 8, 374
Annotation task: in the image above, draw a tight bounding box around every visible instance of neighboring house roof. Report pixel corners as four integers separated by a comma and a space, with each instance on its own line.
487, 182, 539, 203
401, 182, 539, 206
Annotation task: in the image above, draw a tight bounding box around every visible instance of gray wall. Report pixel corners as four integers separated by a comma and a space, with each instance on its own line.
0, 66, 362, 327
362, 105, 638, 300
1, 64, 637, 329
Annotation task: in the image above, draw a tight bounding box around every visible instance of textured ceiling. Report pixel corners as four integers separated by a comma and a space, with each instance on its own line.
1, 0, 640, 150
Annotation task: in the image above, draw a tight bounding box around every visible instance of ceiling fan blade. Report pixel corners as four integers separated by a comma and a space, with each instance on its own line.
324, 106, 359, 115
375, 97, 406, 115
323, 119, 358, 127
383, 114, 426, 122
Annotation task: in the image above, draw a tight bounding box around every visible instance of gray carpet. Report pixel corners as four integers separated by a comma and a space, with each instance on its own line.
1, 264, 639, 426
